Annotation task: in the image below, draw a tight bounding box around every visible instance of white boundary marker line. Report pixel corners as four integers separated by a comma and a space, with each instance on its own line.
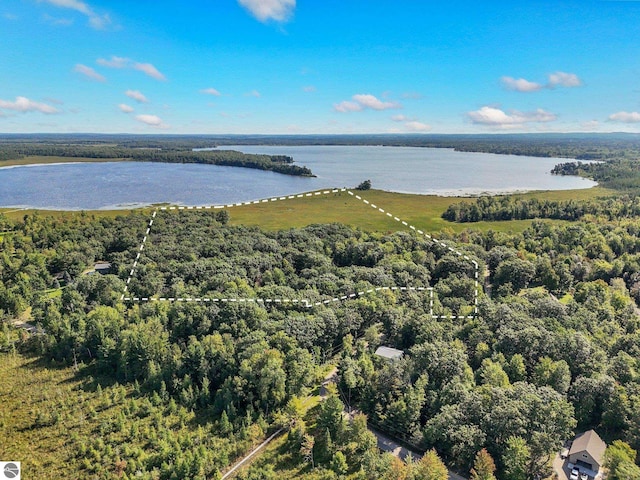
121, 189, 478, 319
122, 287, 433, 310
345, 191, 478, 319
220, 428, 283, 480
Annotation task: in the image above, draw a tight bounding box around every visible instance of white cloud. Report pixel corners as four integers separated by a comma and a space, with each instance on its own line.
548, 71, 582, 88
40, 0, 110, 29
125, 90, 148, 103
334, 101, 363, 113
467, 106, 557, 126
238, 0, 295, 23
74, 63, 105, 82
0, 96, 59, 114
302, 85, 316, 92
608, 111, 640, 123
97, 56, 166, 81
404, 121, 431, 132
391, 114, 430, 131
135, 114, 168, 128
246, 90, 261, 97
334, 93, 401, 113
501, 76, 543, 92
501, 71, 582, 92
132, 62, 166, 81
97, 55, 128, 68
118, 103, 134, 113
200, 87, 221, 96
352, 94, 400, 110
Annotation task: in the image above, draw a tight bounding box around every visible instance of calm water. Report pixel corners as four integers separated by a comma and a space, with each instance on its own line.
0, 146, 595, 210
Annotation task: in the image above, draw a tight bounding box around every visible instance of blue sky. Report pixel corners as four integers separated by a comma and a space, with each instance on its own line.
2, 0, 640, 134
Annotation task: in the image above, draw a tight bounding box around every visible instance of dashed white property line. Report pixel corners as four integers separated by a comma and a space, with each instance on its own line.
121, 209, 156, 301
122, 189, 479, 319
123, 286, 433, 311
155, 188, 349, 211
345, 190, 479, 318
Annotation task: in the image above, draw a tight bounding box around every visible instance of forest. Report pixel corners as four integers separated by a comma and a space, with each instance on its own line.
1, 197, 640, 479
442, 195, 640, 223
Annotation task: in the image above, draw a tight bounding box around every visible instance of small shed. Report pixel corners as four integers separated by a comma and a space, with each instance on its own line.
568, 430, 606, 473
374, 346, 404, 361
94, 262, 112, 275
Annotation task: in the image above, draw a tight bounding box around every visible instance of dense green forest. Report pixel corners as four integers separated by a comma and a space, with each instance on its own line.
0, 142, 314, 177
442, 195, 640, 223
2, 201, 640, 479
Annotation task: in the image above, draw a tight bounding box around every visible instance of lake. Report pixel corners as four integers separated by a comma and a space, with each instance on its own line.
0, 145, 595, 210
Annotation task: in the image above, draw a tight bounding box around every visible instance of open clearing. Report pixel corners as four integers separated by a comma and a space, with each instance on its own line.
224, 186, 613, 233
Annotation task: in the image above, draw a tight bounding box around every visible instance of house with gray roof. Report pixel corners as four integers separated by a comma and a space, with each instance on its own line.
568, 429, 606, 475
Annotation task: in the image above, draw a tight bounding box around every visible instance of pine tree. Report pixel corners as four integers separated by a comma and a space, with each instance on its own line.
315, 428, 334, 465
219, 410, 232, 435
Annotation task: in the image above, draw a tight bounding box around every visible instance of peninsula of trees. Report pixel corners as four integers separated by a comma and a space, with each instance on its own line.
0, 141, 314, 177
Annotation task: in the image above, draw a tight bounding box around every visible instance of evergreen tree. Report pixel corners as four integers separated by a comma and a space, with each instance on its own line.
316, 394, 345, 442
315, 428, 334, 465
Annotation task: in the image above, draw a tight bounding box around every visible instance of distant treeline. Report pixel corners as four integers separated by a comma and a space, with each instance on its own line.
552, 160, 640, 191
2, 132, 640, 160
0, 143, 314, 177
442, 195, 640, 222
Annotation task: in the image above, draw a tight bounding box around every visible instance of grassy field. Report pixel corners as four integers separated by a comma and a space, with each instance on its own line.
0, 155, 127, 167
0, 207, 147, 221
225, 186, 614, 234
1, 185, 615, 233
0, 353, 90, 478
